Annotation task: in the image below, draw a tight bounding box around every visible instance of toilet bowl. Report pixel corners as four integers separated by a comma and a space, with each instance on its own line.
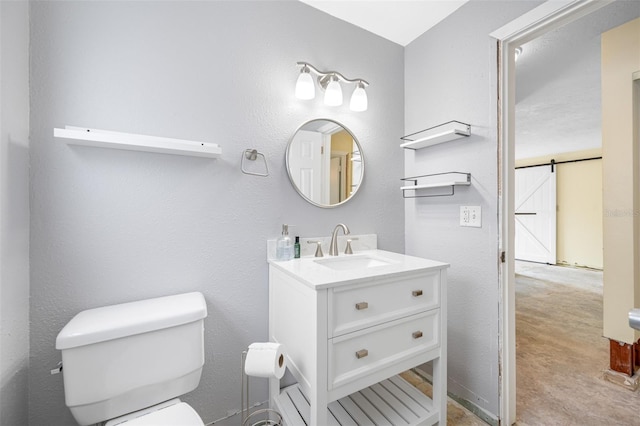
105, 399, 204, 426
56, 292, 208, 425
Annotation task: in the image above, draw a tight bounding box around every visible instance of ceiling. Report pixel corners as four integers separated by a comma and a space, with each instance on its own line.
515, 1, 640, 159
299, 0, 469, 46
301, 1, 640, 160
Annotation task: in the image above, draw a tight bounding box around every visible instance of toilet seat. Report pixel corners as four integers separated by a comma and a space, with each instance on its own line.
105, 399, 204, 426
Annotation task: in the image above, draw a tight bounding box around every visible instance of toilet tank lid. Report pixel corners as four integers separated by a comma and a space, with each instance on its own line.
56, 292, 207, 350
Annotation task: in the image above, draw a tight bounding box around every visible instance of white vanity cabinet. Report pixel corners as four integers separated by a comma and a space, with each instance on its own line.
268, 250, 448, 425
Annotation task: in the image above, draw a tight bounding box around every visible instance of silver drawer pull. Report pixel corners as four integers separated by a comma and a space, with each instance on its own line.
355, 349, 368, 359
355, 302, 369, 310
412, 331, 423, 339
412, 290, 423, 297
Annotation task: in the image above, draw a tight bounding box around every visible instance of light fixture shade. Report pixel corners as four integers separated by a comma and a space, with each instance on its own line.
295, 70, 315, 100
324, 76, 343, 106
350, 82, 368, 112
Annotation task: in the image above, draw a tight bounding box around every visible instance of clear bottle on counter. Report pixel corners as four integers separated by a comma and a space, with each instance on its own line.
276, 224, 294, 261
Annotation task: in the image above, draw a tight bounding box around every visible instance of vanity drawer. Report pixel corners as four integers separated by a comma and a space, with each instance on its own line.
328, 310, 439, 390
329, 271, 440, 337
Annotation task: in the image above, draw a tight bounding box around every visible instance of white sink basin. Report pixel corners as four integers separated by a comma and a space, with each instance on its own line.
269, 249, 449, 289
314, 255, 394, 271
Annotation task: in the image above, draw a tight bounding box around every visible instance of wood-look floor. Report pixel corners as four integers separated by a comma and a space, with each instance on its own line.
399, 370, 486, 425
404, 262, 640, 425
515, 261, 640, 425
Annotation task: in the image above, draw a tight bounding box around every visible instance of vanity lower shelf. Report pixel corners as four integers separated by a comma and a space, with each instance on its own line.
274, 375, 439, 426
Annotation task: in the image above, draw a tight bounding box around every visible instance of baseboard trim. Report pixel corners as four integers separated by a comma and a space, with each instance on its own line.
603, 368, 640, 391
412, 367, 497, 426
209, 401, 268, 426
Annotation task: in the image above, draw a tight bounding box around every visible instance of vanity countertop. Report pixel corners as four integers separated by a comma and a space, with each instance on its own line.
268, 249, 449, 290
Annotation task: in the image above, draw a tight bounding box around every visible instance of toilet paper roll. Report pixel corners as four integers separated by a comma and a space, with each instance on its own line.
244, 342, 286, 379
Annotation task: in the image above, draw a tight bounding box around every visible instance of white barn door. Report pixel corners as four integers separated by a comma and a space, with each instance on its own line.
515, 165, 557, 264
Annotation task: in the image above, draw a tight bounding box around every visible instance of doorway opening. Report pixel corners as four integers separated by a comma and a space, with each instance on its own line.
493, 1, 640, 423
513, 17, 610, 416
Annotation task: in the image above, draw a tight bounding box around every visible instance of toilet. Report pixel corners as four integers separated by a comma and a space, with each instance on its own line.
55, 292, 208, 426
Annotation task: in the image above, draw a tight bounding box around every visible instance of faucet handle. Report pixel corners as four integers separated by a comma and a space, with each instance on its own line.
344, 237, 359, 255
308, 241, 324, 257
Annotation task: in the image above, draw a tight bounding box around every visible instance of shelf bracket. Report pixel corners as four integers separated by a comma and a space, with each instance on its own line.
402, 185, 456, 198
400, 172, 471, 198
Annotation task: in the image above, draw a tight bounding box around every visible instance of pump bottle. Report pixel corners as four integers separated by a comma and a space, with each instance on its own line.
276, 224, 294, 261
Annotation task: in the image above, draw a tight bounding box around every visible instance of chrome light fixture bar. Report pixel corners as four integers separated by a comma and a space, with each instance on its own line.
295, 62, 369, 111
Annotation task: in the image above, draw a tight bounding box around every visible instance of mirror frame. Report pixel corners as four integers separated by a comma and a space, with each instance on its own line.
286, 118, 365, 208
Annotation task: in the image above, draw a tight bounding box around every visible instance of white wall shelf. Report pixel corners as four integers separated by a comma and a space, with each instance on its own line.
54, 126, 222, 158
401, 172, 471, 198
400, 120, 471, 150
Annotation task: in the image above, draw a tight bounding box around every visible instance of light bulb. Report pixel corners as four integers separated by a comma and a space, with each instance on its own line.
295, 68, 315, 100
350, 82, 368, 112
324, 75, 343, 106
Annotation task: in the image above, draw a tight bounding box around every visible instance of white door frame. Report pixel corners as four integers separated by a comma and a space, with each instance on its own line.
490, 1, 612, 423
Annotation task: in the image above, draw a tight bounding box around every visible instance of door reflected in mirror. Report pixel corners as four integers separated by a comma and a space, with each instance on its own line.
286, 119, 364, 208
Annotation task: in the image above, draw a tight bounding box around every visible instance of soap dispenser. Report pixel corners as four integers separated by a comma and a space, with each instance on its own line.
276, 224, 294, 261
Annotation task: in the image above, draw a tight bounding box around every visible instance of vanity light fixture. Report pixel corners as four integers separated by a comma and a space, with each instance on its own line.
323, 74, 343, 106
295, 64, 315, 100
349, 81, 368, 112
295, 62, 369, 111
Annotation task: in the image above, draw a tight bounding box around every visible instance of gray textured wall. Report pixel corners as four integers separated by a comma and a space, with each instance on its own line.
0, 1, 30, 425
404, 0, 542, 419
28, 1, 403, 424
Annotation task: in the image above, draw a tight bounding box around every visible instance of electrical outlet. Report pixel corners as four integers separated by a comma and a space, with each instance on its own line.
460, 206, 481, 228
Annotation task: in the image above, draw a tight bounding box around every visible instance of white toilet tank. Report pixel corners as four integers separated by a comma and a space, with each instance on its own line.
56, 292, 207, 426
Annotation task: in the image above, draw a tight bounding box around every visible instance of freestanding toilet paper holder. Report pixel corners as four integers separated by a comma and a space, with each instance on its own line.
241, 350, 283, 426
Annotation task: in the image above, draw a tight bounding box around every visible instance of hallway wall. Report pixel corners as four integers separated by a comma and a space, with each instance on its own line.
557, 158, 603, 269
602, 17, 640, 344
404, 0, 542, 418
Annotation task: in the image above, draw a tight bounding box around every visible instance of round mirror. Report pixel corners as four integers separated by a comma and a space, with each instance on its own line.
286, 119, 364, 208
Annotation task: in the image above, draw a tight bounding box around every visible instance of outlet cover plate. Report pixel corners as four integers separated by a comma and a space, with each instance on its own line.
460, 206, 481, 227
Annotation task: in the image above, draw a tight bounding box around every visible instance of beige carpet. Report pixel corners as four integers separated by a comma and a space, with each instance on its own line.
515, 262, 640, 425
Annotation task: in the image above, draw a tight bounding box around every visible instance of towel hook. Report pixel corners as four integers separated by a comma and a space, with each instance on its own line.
241, 149, 269, 177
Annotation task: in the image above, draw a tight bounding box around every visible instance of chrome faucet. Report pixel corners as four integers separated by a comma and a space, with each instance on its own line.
329, 223, 350, 256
